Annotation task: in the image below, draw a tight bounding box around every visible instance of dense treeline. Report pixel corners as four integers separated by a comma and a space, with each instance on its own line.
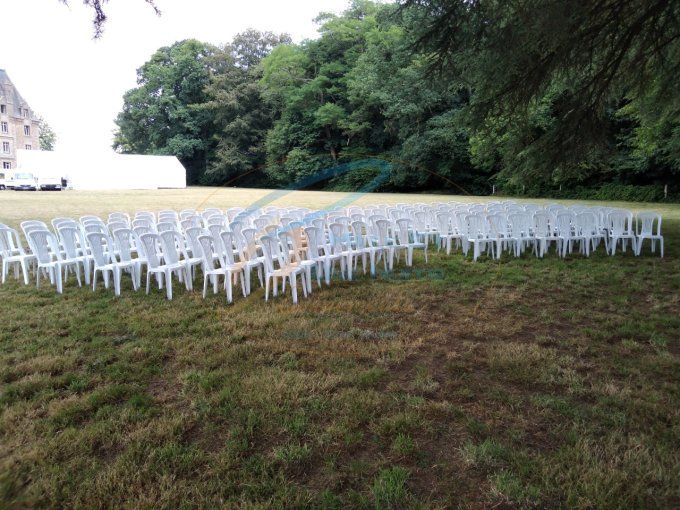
113, 0, 679, 201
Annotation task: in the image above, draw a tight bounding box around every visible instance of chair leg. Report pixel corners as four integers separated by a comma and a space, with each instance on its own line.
165, 270, 172, 300
226, 272, 233, 303
55, 266, 63, 294
290, 274, 298, 304
113, 267, 121, 297
265, 275, 270, 301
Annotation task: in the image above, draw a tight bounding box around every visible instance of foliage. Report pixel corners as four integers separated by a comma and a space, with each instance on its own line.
403, 0, 680, 187
112, 0, 679, 199
37, 116, 56, 151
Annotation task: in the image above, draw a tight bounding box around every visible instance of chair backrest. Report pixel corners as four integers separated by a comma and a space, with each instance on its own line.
207, 225, 225, 255
180, 216, 202, 231
86, 232, 114, 268
395, 218, 413, 245
608, 211, 632, 236
239, 228, 260, 261
158, 230, 186, 266
351, 221, 370, 250
58, 226, 86, 259
107, 221, 128, 233
254, 217, 270, 232
197, 235, 220, 272
436, 212, 452, 236
132, 218, 154, 231
138, 233, 163, 269
52, 217, 75, 231
463, 214, 486, 238
555, 213, 575, 237
135, 211, 155, 223
259, 235, 282, 274
487, 214, 508, 238
328, 223, 349, 255
219, 231, 240, 265
28, 230, 61, 264
133, 225, 153, 239
374, 219, 391, 248
111, 228, 138, 263
180, 209, 197, 220
576, 212, 598, 236
636, 211, 661, 236
83, 223, 108, 236
508, 213, 531, 237
0, 227, 25, 257
108, 212, 130, 224
532, 212, 552, 237
156, 221, 177, 233
79, 215, 103, 224
184, 227, 205, 258
303, 226, 325, 259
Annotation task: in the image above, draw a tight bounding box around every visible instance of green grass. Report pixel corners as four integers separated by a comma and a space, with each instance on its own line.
0, 188, 678, 508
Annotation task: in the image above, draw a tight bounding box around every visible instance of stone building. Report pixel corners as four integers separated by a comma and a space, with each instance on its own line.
0, 69, 41, 172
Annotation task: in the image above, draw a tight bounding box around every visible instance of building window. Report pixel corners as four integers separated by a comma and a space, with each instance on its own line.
24, 125, 30, 136
2, 162, 10, 169
25, 144, 32, 150
0, 105, 6, 114
1, 122, 7, 134
23, 108, 29, 118
2, 142, 9, 153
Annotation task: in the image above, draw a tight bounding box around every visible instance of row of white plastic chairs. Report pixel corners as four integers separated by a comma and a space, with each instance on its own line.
0, 201, 665, 303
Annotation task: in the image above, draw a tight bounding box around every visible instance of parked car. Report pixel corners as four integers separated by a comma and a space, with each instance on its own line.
0, 172, 6, 190
38, 174, 62, 191
12, 172, 37, 191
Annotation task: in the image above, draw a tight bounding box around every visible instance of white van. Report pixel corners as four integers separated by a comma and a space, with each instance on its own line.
12, 171, 37, 191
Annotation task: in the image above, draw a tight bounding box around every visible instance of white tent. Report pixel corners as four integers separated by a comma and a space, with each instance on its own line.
16, 150, 186, 190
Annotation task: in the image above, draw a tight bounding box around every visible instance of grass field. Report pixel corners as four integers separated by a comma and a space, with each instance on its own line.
1, 188, 678, 509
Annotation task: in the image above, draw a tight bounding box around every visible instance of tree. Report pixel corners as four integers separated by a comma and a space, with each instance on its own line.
113, 40, 222, 183
202, 30, 291, 185
401, 0, 680, 183
37, 117, 57, 151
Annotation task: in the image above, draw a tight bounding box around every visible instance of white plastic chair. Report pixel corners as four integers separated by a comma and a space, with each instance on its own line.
57, 226, 92, 285
260, 234, 307, 304
86, 232, 138, 296
28, 230, 79, 294
394, 218, 428, 266
576, 212, 606, 256
635, 212, 663, 257
112, 228, 146, 289
0, 227, 35, 285
608, 211, 637, 255
139, 233, 190, 300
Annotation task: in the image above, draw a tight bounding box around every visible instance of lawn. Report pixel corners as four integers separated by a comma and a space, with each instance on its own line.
0, 188, 678, 509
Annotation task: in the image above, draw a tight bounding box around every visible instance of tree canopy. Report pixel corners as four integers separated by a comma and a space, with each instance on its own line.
112, 0, 679, 200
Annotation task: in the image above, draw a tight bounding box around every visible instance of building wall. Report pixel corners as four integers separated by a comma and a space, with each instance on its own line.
0, 69, 41, 173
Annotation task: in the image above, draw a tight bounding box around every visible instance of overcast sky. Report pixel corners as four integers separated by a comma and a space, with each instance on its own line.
1, 0, 350, 154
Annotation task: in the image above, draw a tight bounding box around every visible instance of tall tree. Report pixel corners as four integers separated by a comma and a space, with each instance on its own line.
37, 117, 57, 151
402, 0, 680, 184
113, 40, 223, 183
202, 30, 291, 185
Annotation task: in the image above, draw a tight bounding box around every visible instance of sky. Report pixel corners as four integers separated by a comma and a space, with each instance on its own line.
1, 0, 350, 155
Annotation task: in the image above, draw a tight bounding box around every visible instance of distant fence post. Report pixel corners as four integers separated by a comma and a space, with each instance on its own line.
664, 184, 668, 199
492, 185, 495, 195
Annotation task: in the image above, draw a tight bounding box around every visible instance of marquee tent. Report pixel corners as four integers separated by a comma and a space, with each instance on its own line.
16, 150, 186, 190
